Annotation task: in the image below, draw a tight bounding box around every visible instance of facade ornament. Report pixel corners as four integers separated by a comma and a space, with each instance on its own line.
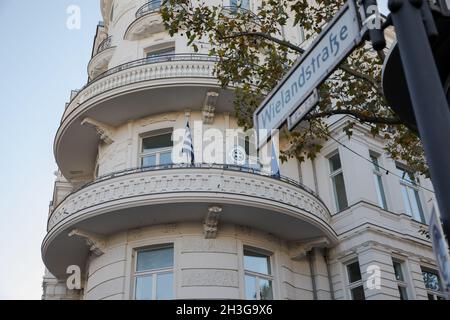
290, 237, 330, 261
204, 206, 222, 239
81, 117, 115, 145
68, 229, 106, 256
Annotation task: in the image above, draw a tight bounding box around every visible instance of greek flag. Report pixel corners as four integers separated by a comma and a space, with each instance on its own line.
271, 141, 280, 178
182, 121, 195, 165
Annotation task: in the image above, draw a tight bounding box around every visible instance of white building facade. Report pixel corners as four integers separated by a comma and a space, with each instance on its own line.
42, 0, 445, 300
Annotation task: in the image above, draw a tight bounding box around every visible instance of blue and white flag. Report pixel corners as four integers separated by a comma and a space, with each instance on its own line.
182, 121, 195, 165
271, 140, 280, 178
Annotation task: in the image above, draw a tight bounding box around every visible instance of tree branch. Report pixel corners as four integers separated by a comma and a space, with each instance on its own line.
219, 31, 384, 95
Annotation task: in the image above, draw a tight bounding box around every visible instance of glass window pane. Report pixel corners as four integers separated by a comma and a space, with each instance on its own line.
156, 273, 173, 300
245, 275, 257, 300
329, 153, 342, 172
142, 155, 156, 167
393, 262, 404, 281
259, 279, 273, 300
396, 165, 416, 185
398, 286, 408, 300
135, 275, 153, 300
427, 293, 435, 300
142, 133, 172, 153
244, 250, 271, 275
422, 270, 442, 291
333, 173, 348, 211
137, 247, 174, 272
401, 185, 413, 216
370, 155, 380, 172
410, 188, 425, 223
351, 286, 365, 300
347, 262, 362, 283
160, 151, 172, 166
374, 174, 387, 210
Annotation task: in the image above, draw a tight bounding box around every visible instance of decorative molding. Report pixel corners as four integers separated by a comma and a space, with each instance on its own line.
290, 237, 330, 260
81, 117, 115, 145
202, 91, 219, 124
88, 46, 115, 79
47, 168, 331, 234
182, 269, 239, 287
203, 206, 222, 239
68, 229, 106, 256
124, 14, 165, 41
63, 59, 217, 121
139, 113, 178, 127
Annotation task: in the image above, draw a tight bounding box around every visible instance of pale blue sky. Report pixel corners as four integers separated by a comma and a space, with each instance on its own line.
0, 0, 388, 300
0, 0, 101, 300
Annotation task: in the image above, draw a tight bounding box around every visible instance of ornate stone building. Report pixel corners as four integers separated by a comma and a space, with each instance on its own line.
42, 0, 444, 300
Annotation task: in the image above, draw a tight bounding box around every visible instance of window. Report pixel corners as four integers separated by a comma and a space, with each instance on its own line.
231, 0, 250, 10
392, 260, 409, 300
140, 130, 173, 167
134, 245, 174, 300
422, 268, 445, 300
370, 153, 388, 210
329, 152, 348, 211
346, 261, 365, 300
244, 248, 273, 300
146, 47, 176, 61
396, 165, 425, 223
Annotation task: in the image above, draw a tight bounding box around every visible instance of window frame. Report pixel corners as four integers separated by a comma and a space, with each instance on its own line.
392, 259, 409, 300
139, 129, 173, 168
328, 151, 349, 212
370, 152, 388, 210
144, 45, 176, 61
345, 260, 365, 300
230, 0, 251, 10
132, 244, 175, 300
421, 267, 446, 300
243, 246, 274, 300
396, 164, 426, 223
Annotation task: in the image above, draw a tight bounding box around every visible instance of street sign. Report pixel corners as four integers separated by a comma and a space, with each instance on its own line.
254, 0, 362, 149
430, 0, 450, 16
429, 207, 450, 298
440, 0, 450, 16
287, 89, 320, 131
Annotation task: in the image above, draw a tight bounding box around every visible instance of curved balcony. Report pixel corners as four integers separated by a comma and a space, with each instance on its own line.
124, 1, 165, 40
42, 164, 336, 277
88, 36, 116, 80
56, 53, 234, 181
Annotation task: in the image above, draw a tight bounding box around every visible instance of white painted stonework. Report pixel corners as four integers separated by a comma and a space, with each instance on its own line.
42, 0, 442, 300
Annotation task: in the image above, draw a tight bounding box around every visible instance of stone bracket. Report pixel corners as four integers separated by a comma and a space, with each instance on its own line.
290, 237, 330, 261
81, 117, 115, 145
69, 229, 106, 256
204, 206, 222, 239
202, 91, 219, 124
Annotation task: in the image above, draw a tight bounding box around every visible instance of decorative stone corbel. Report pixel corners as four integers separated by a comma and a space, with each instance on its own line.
68, 229, 106, 256
203, 206, 222, 239
202, 91, 219, 124
290, 237, 330, 261
81, 117, 115, 145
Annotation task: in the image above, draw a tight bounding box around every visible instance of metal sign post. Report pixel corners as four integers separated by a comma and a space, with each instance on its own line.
254, 0, 363, 150
429, 207, 450, 298
388, 0, 450, 249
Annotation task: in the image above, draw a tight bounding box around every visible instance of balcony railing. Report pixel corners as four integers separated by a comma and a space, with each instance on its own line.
96, 36, 112, 55
55, 163, 323, 211
91, 53, 217, 83
136, 0, 164, 18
